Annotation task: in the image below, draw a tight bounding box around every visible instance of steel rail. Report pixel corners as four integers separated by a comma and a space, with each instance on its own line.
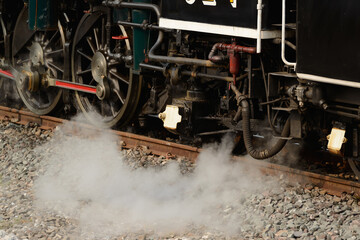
0, 105, 359, 196
0, 106, 201, 160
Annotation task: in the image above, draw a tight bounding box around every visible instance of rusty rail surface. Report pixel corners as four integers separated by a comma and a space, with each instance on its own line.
0, 105, 359, 196
0, 106, 201, 160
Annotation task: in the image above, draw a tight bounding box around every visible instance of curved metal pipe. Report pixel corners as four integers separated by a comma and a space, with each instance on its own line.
148, 31, 219, 67
208, 43, 256, 63
102, 1, 161, 18
182, 71, 248, 82
139, 63, 248, 82
256, 0, 263, 53
281, 0, 296, 67
103, 0, 221, 67
139, 63, 166, 73
273, 38, 296, 51
116, 20, 166, 31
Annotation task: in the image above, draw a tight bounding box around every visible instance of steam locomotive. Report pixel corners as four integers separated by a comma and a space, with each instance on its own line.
1, 0, 360, 176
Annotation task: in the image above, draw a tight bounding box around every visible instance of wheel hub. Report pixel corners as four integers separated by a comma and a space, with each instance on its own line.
21, 70, 40, 92
20, 41, 46, 92
29, 42, 44, 66
91, 52, 107, 84
96, 84, 106, 100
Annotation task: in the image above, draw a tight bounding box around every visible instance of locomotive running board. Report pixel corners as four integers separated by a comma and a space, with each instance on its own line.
297, 73, 360, 89
0, 68, 97, 95
159, 18, 282, 39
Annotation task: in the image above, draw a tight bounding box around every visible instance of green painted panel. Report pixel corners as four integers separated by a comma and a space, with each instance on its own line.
113, 8, 129, 22
28, 0, 58, 30
131, 0, 151, 73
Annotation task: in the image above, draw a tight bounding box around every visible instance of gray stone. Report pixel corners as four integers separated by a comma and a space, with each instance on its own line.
309, 224, 320, 233
3, 234, 19, 240
265, 206, 275, 215
2, 120, 360, 240
293, 231, 303, 238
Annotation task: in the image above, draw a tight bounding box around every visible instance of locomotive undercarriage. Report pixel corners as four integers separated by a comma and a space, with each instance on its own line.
0, 0, 360, 177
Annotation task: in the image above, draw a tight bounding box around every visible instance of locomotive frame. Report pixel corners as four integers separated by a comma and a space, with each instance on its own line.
1, 0, 360, 177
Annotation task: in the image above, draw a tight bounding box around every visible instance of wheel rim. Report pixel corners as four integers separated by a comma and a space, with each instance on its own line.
72, 9, 142, 128
12, 8, 63, 115
0, 14, 7, 90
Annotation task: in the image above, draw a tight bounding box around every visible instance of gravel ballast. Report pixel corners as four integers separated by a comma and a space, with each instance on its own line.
1, 119, 360, 239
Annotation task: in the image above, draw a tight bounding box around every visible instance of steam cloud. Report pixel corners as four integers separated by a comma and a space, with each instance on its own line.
34, 114, 278, 238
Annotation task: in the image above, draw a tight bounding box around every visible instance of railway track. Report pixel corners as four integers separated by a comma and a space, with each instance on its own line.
0, 105, 359, 197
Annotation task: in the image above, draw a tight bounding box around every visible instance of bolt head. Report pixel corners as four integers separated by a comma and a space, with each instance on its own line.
96, 85, 105, 100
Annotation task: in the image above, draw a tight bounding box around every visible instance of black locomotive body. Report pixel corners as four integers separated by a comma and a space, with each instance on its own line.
161, 0, 281, 29
297, 0, 360, 84
1, 0, 360, 175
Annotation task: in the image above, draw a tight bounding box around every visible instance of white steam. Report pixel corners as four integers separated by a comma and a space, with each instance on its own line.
34, 115, 278, 237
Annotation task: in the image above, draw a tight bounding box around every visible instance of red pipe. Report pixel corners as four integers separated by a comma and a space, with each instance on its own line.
208, 43, 256, 63
208, 42, 256, 83
216, 43, 257, 54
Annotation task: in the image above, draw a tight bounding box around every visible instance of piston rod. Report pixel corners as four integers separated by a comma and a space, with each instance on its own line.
46, 77, 97, 95
0, 67, 97, 95
0, 69, 15, 81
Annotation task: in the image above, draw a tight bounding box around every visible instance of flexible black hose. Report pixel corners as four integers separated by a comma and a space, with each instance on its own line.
241, 99, 290, 160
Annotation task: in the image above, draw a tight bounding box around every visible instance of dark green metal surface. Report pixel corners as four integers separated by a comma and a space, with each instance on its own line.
28, 0, 58, 30
113, 8, 129, 22
131, 0, 151, 73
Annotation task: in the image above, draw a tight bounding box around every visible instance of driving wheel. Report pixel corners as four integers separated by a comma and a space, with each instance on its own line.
12, 7, 64, 115
72, 8, 142, 128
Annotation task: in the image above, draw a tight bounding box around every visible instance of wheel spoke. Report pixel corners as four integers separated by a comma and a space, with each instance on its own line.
47, 62, 64, 73
108, 62, 121, 67
76, 68, 92, 76
17, 59, 30, 65
40, 33, 46, 43
109, 71, 129, 85
27, 94, 41, 106
110, 103, 116, 117
101, 18, 105, 48
86, 37, 96, 54
45, 30, 59, 48
93, 28, 100, 50
77, 49, 92, 61
101, 101, 106, 116
45, 49, 63, 56
113, 88, 125, 104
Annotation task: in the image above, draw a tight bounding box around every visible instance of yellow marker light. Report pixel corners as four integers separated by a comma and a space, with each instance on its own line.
159, 105, 182, 130
327, 128, 347, 154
